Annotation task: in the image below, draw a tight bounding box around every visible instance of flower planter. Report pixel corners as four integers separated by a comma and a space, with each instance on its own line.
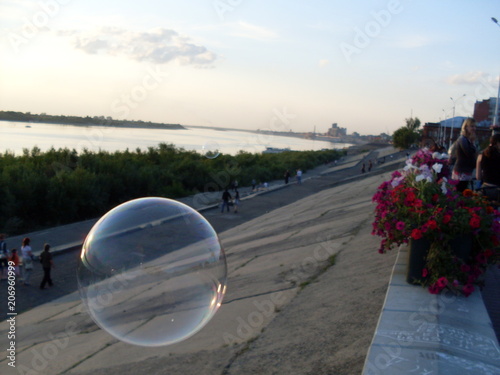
406, 238, 430, 285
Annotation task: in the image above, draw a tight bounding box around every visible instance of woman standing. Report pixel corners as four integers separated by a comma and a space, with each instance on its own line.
21, 237, 33, 286
476, 134, 500, 202
452, 118, 477, 192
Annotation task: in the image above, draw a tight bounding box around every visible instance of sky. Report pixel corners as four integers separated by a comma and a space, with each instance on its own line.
1, 0, 499, 136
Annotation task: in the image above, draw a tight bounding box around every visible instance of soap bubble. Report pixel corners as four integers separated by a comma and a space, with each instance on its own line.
77, 197, 227, 347
202, 141, 220, 159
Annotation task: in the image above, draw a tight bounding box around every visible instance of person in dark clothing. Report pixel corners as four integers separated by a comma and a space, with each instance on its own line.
476, 134, 500, 203
39, 243, 54, 289
284, 170, 291, 184
221, 188, 232, 213
0, 233, 8, 280
452, 118, 477, 192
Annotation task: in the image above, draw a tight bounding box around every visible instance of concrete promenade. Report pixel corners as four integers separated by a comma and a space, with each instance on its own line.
0, 146, 498, 375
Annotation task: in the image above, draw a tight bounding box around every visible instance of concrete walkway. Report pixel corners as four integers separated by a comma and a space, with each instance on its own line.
0, 146, 498, 375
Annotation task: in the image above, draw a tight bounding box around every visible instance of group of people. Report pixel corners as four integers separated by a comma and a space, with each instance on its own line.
284, 169, 302, 184
0, 234, 54, 289
449, 117, 500, 202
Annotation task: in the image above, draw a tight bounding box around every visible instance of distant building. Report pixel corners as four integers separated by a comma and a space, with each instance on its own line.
422, 116, 492, 150
327, 123, 347, 137
473, 97, 500, 135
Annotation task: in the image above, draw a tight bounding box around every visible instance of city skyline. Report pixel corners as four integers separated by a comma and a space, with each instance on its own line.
1, 0, 499, 136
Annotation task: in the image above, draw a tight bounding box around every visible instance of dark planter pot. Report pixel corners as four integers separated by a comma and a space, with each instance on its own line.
406, 238, 430, 285
450, 235, 472, 263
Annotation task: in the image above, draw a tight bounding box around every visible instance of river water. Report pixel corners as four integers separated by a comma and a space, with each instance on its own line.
0, 121, 350, 156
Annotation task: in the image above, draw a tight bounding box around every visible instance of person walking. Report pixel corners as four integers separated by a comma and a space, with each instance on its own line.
452, 118, 477, 192
233, 189, 240, 213
296, 169, 302, 184
20, 237, 34, 286
221, 188, 232, 213
39, 243, 54, 289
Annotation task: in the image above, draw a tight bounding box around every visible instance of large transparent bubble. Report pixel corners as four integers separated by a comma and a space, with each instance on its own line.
77, 197, 227, 347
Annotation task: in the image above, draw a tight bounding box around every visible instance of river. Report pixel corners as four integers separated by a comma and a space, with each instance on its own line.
0, 121, 350, 156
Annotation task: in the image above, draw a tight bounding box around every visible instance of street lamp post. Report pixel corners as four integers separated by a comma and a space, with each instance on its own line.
449, 95, 465, 149
441, 109, 447, 146
492, 17, 500, 134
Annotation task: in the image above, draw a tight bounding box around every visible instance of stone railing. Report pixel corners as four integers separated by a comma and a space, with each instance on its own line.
362, 246, 500, 375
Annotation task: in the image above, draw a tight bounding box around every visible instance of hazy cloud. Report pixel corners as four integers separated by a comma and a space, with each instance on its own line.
392, 34, 433, 49
229, 21, 279, 41
58, 27, 217, 67
318, 59, 330, 67
447, 71, 498, 85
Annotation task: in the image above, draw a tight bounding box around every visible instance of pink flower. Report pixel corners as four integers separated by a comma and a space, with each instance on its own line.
396, 221, 405, 231
422, 268, 428, 277
437, 277, 448, 288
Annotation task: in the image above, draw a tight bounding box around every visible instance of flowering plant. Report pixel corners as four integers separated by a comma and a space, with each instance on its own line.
372, 148, 500, 296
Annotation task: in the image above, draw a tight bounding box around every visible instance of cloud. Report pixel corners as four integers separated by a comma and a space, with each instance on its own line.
57, 27, 217, 67
318, 59, 330, 67
446, 71, 498, 85
229, 21, 278, 41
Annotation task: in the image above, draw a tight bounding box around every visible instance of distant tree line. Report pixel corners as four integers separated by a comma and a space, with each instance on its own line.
0, 111, 184, 129
0, 144, 344, 235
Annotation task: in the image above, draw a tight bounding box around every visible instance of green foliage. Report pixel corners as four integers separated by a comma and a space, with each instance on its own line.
392, 117, 422, 149
0, 144, 344, 234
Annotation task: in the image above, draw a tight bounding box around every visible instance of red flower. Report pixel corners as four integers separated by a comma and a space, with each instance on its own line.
428, 284, 440, 294
411, 229, 423, 240
443, 214, 452, 224
422, 268, 428, 277
460, 264, 471, 273
469, 215, 481, 229
484, 249, 494, 258
463, 284, 475, 297
427, 220, 438, 230
463, 189, 473, 197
